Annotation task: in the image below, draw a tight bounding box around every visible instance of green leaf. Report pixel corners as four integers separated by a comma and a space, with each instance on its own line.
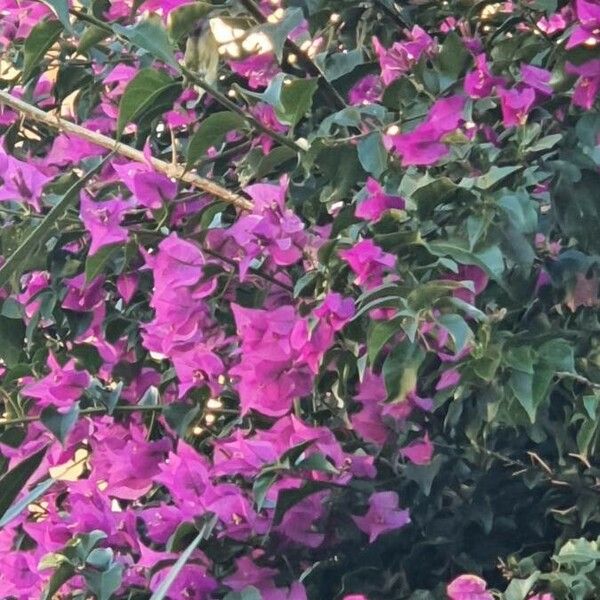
503, 572, 540, 600
510, 370, 535, 422
41, 404, 80, 444
0, 157, 109, 290
40, 562, 75, 600
100, 381, 123, 415
55, 65, 94, 102
39, 552, 70, 572
470, 165, 522, 190
21, 20, 63, 83
253, 471, 278, 511
316, 48, 363, 81
553, 170, 600, 253
0, 315, 25, 367
576, 113, 600, 148
293, 273, 319, 301
223, 587, 262, 600
139, 385, 159, 407
0, 428, 26, 449
254, 145, 298, 179
1, 298, 24, 319
242, 74, 318, 127
0, 477, 54, 529
583, 393, 600, 419
167, 2, 213, 41
40, 0, 72, 32
504, 346, 534, 374
84, 563, 123, 600
294, 453, 339, 474
577, 418, 598, 457
437, 313, 471, 353
277, 77, 318, 126
538, 339, 575, 372
78, 25, 111, 54
555, 538, 600, 563
273, 481, 330, 526
426, 239, 505, 279
317, 144, 363, 204
117, 68, 178, 135
527, 133, 562, 153
383, 339, 425, 402
498, 193, 537, 233
256, 7, 303, 61
357, 132, 387, 177
404, 454, 445, 496
0, 446, 47, 525
86, 548, 114, 571
317, 106, 362, 135
436, 31, 470, 86
186, 112, 246, 166
70, 531, 108, 562
354, 295, 402, 320
407, 281, 463, 311
531, 0, 557, 10
280, 439, 316, 465
149, 514, 217, 600
167, 522, 198, 552
367, 318, 402, 363
410, 177, 470, 220
85, 243, 122, 282
163, 402, 201, 437
472, 346, 501, 382
114, 17, 179, 70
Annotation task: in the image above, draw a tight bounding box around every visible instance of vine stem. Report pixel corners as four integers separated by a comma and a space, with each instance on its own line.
0, 404, 238, 427
0, 90, 254, 212
180, 66, 304, 154
202, 247, 294, 293
556, 371, 600, 390
132, 228, 295, 293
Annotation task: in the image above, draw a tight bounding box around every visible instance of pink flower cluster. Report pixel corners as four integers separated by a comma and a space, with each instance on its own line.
1, 0, 583, 597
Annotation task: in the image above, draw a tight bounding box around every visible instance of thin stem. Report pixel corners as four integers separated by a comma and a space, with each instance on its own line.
556, 371, 600, 390
0, 404, 238, 427
66, 7, 302, 155
133, 226, 294, 292
0, 405, 165, 426
237, 0, 347, 111
202, 247, 295, 293
68, 7, 113, 33
180, 67, 303, 153
0, 90, 253, 211
196, 140, 252, 167
0, 207, 43, 219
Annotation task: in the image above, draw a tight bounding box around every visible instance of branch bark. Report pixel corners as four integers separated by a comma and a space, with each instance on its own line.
0, 90, 254, 211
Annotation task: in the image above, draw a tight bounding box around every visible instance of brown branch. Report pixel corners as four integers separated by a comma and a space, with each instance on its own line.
0, 90, 254, 212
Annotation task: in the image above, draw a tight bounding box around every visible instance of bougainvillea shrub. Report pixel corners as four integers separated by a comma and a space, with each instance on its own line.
1, 0, 600, 598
